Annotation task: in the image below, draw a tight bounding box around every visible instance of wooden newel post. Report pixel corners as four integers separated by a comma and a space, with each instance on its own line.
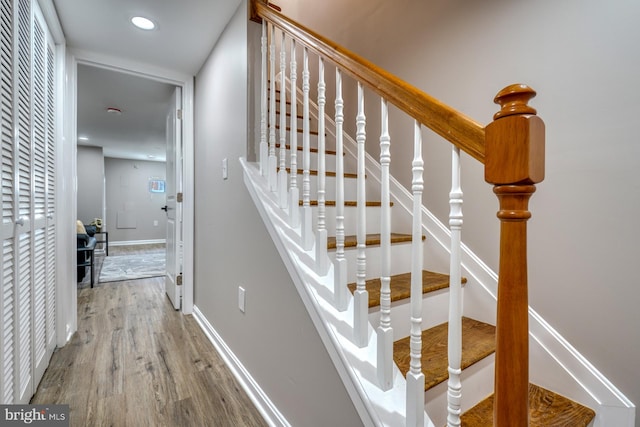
484, 84, 545, 427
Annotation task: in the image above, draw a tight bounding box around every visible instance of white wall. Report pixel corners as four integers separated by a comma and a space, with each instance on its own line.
276, 0, 640, 419
104, 157, 167, 242
192, 2, 363, 426
76, 145, 104, 224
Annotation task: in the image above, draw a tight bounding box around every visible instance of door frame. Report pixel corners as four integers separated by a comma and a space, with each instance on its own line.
61, 50, 195, 339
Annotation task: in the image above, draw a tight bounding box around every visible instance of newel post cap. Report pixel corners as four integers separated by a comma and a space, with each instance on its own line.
485, 84, 545, 185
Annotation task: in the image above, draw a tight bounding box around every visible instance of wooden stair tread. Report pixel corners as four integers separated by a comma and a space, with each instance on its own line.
280, 168, 357, 179
394, 317, 496, 391
347, 270, 466, 308
275, 143, 338, 156
327, 233, 423, 250
459, 383, 596, 427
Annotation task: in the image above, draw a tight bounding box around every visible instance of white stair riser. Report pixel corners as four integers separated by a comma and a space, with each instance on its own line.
424, 355, 495, 427
271, 130, 339, 152
290, 174, 358, 200
368, 288, 451, 340
279, 149, 340, 173
328, 241, 415, 283
305, 205, 408, 238
307, 206, 382, 236
274, 113, 317, 130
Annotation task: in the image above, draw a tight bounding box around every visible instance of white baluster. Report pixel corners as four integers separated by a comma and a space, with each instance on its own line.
377, 98, 393, 391
288, 39, 300, 227
353, 82, 368, 347
315, 57, 329, 275
447, 145, 463, 427
259, 21, 268, 176
300, 47, 313, 251
407, 121, 425, 427
278, 32, 289, 208
334, 69, 347, 311
268, 24, 277, 191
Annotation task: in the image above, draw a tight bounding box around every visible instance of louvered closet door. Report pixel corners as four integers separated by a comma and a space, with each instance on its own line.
31, 5, 53, 385
15, 0, 33, 404
0, 0, 16, 405
0, 0, 56, 405
44, 17, 55, 356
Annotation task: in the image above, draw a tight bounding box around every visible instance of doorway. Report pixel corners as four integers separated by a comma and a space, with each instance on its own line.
68, 56, 195, 319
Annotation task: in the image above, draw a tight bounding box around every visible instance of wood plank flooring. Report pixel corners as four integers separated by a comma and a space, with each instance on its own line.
33, 245, 267, 427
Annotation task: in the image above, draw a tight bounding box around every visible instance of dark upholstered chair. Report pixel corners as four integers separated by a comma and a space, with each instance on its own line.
77, 222, 97, 287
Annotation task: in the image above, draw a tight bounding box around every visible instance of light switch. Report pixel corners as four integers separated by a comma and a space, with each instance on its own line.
222, 158, 228, 180
238, 286, 245, 313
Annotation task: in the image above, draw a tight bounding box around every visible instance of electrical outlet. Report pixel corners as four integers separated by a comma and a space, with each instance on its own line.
238, 286, 245, 313
153, 220, 158, 226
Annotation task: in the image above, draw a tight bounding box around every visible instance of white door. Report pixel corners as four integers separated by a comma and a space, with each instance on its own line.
15, 0, 35, 403
164, 87, 182, 310
31, 5, 55, 392
0, 0, 18, 403
0, 0, 56, 404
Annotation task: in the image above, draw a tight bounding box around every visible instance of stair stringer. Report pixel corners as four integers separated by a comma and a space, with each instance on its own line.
242, 158, 432, 427
341, 131, 635, 426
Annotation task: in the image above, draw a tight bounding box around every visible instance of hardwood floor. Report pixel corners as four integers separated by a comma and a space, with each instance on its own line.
33, 245, 267, 427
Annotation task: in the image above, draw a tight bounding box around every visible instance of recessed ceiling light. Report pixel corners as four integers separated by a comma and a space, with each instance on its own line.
131, 16, 155, 30
78, 136, 89, 141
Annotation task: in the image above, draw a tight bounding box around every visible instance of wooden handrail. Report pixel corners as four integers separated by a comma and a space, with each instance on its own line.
254, 1, 486, 163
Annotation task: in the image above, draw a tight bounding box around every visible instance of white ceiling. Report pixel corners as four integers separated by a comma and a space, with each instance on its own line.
53, 0, 242, 161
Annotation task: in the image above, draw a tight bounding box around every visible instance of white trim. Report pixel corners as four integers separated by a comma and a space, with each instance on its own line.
57, 48, 77, 347
70, 48, 191, 86
66, 49, 195, 317
37, 0, 65, 44
181, 76, 195, 315
192, 305, 291, 427
109, 239, 166, 247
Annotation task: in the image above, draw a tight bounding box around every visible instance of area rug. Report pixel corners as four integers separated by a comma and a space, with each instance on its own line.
98, 252, 166, 283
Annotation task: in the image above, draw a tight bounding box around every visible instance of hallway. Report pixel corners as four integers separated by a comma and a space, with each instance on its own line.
31, 246, 267, 426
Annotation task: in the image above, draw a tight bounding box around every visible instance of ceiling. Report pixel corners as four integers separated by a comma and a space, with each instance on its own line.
76, 65, 175, 162
53, 0, 242, 161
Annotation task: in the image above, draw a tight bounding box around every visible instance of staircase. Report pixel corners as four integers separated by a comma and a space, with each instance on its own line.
267, 86, 595, 426
241, 1, 632, 426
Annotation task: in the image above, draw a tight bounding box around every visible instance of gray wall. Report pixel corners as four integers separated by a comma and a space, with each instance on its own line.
76, 145, 104, 225
104, 157, 166, 242
193, 2, 363, 426
277, 0, 640, 417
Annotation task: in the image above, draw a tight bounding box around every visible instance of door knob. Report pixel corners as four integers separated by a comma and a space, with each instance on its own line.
161, 205, 168, 212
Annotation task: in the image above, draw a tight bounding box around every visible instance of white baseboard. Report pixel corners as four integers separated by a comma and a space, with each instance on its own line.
110, 239, 166, 247
192, 306, 291, 427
